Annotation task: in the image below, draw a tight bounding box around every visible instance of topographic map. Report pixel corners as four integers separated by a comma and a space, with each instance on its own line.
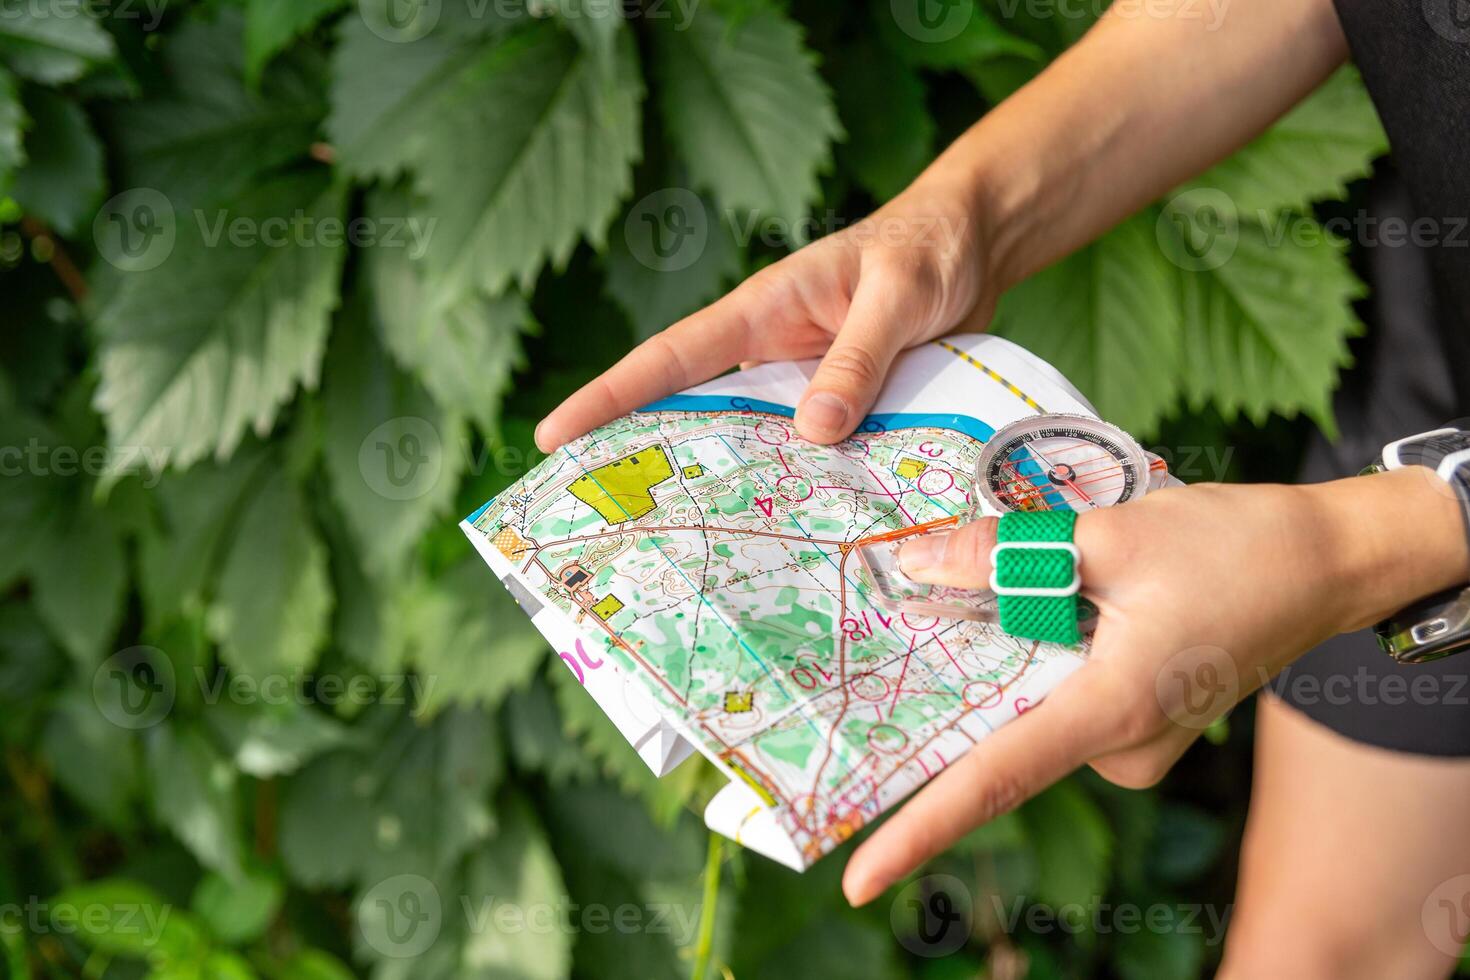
464, 335, 1101, 870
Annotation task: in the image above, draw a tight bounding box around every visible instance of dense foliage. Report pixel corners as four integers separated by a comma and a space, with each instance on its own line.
0, 0, 1389, 977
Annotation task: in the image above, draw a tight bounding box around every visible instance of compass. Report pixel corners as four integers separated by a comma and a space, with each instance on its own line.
974, 414, 1153, 516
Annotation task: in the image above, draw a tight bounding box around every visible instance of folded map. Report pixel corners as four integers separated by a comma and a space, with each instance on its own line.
463, 334, 1146, 870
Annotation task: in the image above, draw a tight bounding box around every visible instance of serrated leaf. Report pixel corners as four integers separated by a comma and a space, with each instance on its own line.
603, 193, 741, 341
204, 701, 356, 778
12, 88, 104, 237
279, 709, 499, 886
1018, 780, 1112, 912
655, 7, 839, 230
322, 294, 464, 580
879, 0, 1042, 69
1186, 67, 1387, 218
364, 187, 534, 434
0, 4, 116, 83
551, 0, 624, 69
1175, 214, 1361, 434
993, 211, 1182, 435
94, 173, 347, 472
138, 444, 272, 631
147, 724, 245, 880
832, 38, 934, 201
207, 460, 333, 677
457, 799, 571, 980
41, 690, 138, 825
110, 10, 325, 210
0, 66, 24, 193
245, 0, 348, 86
405, 559, 546, 717
193, 867, 284, 946
29, 494, 127, 666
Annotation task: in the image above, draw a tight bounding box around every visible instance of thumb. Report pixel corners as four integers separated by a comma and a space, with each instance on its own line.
794, 273, 912, 443
898, 507, 1124, 589
896, 517, 999, 589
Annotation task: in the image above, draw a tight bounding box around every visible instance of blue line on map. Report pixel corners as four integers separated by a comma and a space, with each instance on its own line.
638, 395, 998, 445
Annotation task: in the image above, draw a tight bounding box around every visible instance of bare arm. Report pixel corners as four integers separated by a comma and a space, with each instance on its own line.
535, 0, 1348, 452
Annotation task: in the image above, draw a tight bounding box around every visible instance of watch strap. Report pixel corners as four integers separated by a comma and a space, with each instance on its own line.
991, 510, 1082, 645
1378, 426, 1470, 552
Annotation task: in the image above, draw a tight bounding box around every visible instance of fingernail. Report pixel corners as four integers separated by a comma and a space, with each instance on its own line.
899, 534, 948, 577
797, 392, 849, 440
534, 420, 558, 453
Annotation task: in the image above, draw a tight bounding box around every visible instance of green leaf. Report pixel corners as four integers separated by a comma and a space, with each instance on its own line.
206, 458, 333, 677
654, 7, 839, 230
603, 192, 742, 341
12, 88, 104, 237
0, 3, 116, 83
280, 709, 499, 886
831, 38, 934, 201
28, 493, 128, 665
993, 211, 1183, 435
94, 172, 347, 472
204, 701, 356, 778
147, 724, 246, 880
192, 867, 284, 945
1112, 922, 1206, 980
138, 444, 272, 631
404, 559, 547, 717
0, 66, 24, 194
1175, 214, 1361, 434
364, 187, 535, 434
41, 690, 139, 825
110, 10, 326, 209
244, 0, 348, 87
322, 292, 465, 580
49, 879, 206, 962
879, 0, 1043, 69
278, 950, 357, 980
1186, 67, 1387, 218
552, 0, 624, 69
456, 799, 571, 980
1018, 780, 1112, 912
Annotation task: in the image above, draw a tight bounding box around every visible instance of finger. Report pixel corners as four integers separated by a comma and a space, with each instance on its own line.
842, 661, 1127, 906
897, 518, 998, 588
1088, 728, 1198, 790
794, 269, 914, 444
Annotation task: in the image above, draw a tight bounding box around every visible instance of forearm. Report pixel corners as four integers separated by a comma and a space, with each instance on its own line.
912, 0, 1348, 294
1313, 469, 1470, 633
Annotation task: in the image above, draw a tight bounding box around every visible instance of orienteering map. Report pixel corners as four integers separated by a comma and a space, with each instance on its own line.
463, 336, 1102, 870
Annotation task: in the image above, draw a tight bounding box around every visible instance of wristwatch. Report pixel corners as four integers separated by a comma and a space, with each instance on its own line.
1365, 426, 1470, 664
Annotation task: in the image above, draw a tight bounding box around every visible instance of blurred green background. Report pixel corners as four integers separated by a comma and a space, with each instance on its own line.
0, 0, 1393, 977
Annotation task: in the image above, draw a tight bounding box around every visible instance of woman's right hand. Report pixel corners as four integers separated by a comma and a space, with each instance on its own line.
534, 177, 998, 453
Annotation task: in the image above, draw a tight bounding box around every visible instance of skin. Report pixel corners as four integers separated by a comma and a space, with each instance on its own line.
536, 0, 1470, 958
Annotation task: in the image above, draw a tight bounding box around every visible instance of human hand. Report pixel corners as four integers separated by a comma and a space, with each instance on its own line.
841, 468, 1470, 905
535, 179, 995, 452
